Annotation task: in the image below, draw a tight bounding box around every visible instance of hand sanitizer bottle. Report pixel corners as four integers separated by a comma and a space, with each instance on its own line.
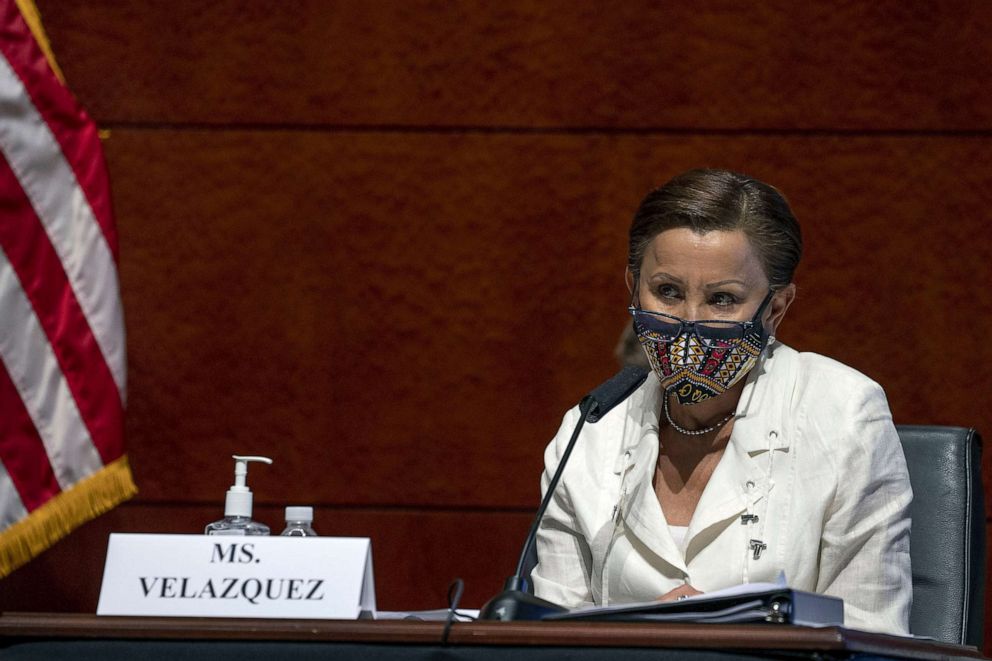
280, 506, 318, 536
205, 455, 273, 536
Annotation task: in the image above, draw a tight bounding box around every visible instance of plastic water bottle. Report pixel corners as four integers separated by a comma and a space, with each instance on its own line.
280, 506, 318, 536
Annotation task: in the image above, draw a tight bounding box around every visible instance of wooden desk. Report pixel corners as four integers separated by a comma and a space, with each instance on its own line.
0, 612, 985, 660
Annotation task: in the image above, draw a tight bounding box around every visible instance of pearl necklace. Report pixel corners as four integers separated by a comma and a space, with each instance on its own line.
663, 396, 736, 436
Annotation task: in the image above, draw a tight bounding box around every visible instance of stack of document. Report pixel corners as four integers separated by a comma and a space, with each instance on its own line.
544, 581, 843, 627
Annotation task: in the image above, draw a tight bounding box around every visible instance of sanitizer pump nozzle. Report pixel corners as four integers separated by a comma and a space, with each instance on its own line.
205, 455, 273, 536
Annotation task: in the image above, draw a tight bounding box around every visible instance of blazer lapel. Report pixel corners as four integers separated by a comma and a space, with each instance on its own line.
683, 343, 792, 562
614, 374, 689, 575
682, 432, 768, 562
621, 435, 690, 575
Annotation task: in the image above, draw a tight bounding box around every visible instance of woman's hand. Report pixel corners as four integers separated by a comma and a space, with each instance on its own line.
656, 584, 703, 602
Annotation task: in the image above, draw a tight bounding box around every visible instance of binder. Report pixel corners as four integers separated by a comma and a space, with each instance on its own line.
543, 588, 844, 627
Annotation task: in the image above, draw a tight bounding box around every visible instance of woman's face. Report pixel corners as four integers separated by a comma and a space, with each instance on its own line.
629, 228, 794, 333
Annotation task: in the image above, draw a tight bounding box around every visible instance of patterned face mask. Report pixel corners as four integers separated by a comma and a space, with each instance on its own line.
629, 290, 775, 405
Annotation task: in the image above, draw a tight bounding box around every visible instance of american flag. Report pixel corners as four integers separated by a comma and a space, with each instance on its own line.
0, 0, 136, 577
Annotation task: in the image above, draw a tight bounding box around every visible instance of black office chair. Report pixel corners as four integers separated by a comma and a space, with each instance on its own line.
897, 425, 985, 647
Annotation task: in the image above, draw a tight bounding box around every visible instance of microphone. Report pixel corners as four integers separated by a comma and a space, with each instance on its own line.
478, 365, 650, 621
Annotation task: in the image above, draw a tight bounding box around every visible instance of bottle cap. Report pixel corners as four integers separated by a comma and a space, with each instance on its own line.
285, 506, 313, 522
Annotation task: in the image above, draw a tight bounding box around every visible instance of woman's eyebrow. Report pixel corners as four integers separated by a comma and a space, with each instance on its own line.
648, 271, 686, 284
704, 279, 748, 289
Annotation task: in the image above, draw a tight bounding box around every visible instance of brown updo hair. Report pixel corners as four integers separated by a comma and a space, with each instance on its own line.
628, 169, 803, 288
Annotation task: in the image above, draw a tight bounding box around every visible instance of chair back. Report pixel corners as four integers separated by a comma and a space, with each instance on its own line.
897, 425, 985, 647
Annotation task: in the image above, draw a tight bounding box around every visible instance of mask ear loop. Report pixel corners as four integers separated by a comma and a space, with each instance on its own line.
628, 272, 641, 311
753, 286, 781, 343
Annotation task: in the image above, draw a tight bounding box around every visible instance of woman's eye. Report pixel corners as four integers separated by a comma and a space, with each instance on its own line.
657, 284, 681, 300
710, 293, 738, 307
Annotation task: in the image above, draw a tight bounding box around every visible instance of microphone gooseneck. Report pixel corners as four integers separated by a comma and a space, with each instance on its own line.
511, 396, 595, 582
479, 366, 650, 621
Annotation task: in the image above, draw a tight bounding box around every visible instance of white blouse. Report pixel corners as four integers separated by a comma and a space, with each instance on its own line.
668, 525, 689, 554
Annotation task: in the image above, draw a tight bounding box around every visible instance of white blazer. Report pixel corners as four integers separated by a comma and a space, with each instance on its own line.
532, 342, 913, 635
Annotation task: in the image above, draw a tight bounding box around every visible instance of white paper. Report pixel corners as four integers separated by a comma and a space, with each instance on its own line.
678, 571, 787, 602
375, 609, 480, 621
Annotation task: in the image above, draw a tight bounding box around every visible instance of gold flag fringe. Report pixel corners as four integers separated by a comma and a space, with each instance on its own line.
0, 456, 138, 578
13, 0, 65, 83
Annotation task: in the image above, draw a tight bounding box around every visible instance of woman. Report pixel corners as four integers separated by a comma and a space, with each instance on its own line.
532, 169, 912, 635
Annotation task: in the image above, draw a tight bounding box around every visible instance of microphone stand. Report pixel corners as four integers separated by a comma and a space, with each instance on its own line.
478, 396, 594, 621
479, 366, 649, 621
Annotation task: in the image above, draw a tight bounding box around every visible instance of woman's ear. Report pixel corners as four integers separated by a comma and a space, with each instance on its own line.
625, 267, 635, 295
765, 283, 796, 335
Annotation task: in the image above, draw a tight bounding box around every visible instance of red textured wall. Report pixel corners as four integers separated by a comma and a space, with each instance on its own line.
1, 0, 989, 648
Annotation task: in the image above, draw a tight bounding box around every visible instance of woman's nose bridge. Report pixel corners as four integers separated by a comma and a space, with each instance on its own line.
682, 297, 706, 321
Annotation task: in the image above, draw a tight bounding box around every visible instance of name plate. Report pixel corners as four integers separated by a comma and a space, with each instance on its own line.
97, 533, 375, 619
